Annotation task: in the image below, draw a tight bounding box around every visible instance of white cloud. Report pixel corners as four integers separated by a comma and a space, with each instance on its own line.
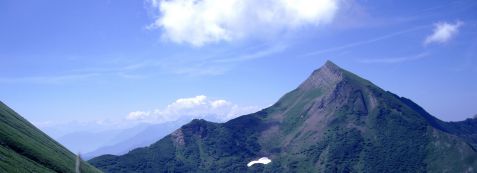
148, 0, 340, 46
126, 111, 151, 120
424, 21, 463, 45
125, 95, 261, 123
211, 99, 230, 108
35, 96, 261, 139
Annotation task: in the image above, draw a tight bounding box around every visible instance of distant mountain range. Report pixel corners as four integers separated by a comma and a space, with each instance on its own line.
89, 61, 477, 172
57, 129, 130, 155
0, 101, 100, 172
48, 111, 226, 160
64, 117, 219, 160
82, 121, 186, 160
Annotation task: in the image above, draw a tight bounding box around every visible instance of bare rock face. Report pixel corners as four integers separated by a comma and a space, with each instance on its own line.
298, 60, 344, 91
171, 129, 185, 146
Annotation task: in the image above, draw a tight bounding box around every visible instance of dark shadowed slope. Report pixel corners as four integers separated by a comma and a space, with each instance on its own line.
0, 101, 101, 173
90, 61, 477, 173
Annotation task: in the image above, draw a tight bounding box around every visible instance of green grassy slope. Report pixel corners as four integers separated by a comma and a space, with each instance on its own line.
90, 61, 477, 172
0, 101, 101, 173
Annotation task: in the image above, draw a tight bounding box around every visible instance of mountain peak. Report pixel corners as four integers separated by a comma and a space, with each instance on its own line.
90, 59, 477, 173
323, 60, 340, 70
298, 60, 344, 90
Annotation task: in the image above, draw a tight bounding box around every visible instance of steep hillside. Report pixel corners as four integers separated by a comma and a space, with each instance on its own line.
0, 101, 101, 173
90, 61, 477, 172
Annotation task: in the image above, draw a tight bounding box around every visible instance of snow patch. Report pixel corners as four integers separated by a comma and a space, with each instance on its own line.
247, 157, 271, 167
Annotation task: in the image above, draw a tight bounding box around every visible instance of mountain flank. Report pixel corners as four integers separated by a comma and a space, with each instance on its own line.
90, 61, 477, 173
0, 101, 101, 173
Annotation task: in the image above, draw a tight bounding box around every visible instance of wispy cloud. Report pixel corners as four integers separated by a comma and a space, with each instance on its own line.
358, 52, 430, 64
160, 63, 231, 76
147, 0, 340, 46
0, 73, 99, 84
157, 44, 287, 76
213, 44, 287, 63
424, 21, 463, 45
301, 25, 428, 57
0, 59, 157, 85
0, 63, 152, 84
2, 43, 287, 82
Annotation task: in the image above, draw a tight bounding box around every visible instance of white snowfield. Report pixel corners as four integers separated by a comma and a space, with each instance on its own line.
247, 157, 272, 167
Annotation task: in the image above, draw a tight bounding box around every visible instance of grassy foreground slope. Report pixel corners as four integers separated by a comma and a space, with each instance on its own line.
0, 101, 101, 173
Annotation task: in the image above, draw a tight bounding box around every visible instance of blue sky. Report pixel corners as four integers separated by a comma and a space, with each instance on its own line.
1, 0, 476, 133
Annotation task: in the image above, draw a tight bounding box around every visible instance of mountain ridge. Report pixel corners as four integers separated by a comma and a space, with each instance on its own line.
90, 60, 477, 172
